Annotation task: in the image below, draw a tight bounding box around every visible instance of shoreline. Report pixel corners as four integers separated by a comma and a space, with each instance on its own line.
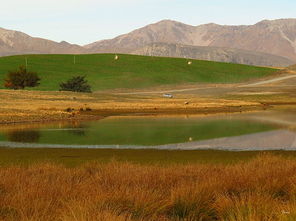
0, 87, 293, 125
0, 104, 267, 125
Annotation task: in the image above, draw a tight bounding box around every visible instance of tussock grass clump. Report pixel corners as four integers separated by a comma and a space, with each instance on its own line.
1, 154, 296, 220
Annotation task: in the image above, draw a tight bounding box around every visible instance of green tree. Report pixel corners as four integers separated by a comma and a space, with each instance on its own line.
59, 76, 92, 93
4, 66, 40, 89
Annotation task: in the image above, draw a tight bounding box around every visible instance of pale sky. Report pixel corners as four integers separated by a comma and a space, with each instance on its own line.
1, 0, 296, 45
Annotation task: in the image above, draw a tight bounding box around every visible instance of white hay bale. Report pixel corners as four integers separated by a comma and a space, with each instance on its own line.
187, 61, 192, 65
114, 55, 119, 60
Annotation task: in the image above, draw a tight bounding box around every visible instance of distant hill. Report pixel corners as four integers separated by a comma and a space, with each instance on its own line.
0, 28, 86, 56
87, 19, 296, 62
132, 43, 294, 67
0, 54, 276, 91
1, 18, 296, 67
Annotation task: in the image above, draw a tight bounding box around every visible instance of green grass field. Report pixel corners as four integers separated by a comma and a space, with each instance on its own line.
0, 54, 276, 91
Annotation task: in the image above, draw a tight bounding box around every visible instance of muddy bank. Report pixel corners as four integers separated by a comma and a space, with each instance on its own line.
84, 104, 266, 117
0, 110, 103, 125
0, 104, 269, 125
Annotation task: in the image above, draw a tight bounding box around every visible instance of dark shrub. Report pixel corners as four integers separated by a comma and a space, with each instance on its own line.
4, 66, 40, 89
59, 76, 91, 93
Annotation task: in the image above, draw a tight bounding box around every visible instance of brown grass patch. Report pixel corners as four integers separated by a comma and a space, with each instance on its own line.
0, 154, 296, 220
0, 89, 261, 124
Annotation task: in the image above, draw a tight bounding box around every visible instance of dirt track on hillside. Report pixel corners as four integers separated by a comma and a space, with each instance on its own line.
115, 71, 296, 95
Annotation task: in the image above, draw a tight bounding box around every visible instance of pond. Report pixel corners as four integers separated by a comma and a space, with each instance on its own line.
0, 110, 295, 151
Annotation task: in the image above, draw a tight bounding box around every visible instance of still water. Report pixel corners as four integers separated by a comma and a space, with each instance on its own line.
0, 111, 295, 150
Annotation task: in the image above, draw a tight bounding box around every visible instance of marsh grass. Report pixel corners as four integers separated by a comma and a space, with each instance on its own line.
0, 154, 296, 220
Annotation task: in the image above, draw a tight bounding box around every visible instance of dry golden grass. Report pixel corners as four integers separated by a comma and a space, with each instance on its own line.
1, 67, 296, 124
1, 154, 296, 220
0, 89, 263, 124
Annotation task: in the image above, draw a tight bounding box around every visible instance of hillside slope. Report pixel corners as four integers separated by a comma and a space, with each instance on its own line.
87, 19, 296, 62
0, 54, 276, 91
0, 28, 86, 56
133, 43, 294, 67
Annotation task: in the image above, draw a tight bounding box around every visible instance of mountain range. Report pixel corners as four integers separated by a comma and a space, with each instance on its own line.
1, 18, 296, 67
0, 28, 86, 56
132, 43, 293, 67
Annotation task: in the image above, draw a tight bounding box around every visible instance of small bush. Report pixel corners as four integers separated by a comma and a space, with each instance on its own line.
59, 76, 91, 93
4, 66, 40, 89
65, 108, 75, 112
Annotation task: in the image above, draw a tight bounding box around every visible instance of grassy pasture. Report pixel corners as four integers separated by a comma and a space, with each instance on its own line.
0, 54, 276, 91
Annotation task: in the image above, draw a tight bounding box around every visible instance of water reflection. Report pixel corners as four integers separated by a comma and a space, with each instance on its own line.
66, 123, 88, 137
6, 130, 40, 143
0, 111, 295, 150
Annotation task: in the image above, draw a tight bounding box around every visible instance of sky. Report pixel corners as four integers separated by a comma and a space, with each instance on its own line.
1, 0, 296, 45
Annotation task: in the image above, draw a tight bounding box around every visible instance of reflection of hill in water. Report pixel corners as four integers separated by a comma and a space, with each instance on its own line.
1, 129, 296, 151
6, 130, 40, 143
164, 130, 296, 151
0, 111, 296, 150
0, 116, 279, 146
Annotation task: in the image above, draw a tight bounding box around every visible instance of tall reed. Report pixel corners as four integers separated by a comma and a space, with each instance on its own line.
0, 154, 296, 220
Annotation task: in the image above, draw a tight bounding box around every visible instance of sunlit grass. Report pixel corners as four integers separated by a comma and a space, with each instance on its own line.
0, 54, 276, 91
0, 154, 296, 220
